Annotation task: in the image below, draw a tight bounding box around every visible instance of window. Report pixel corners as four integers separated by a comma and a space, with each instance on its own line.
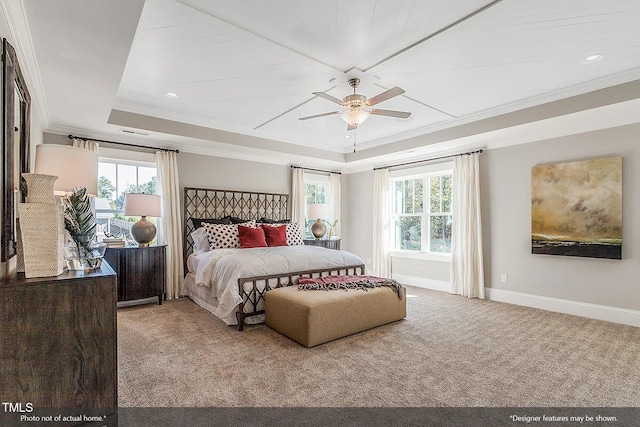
392, 171, 452, 254
305, 182, 326, 205
96, 160, 157, 238
303, 175, 329, 238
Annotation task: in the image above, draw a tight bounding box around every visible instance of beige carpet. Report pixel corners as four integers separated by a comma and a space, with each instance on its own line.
117, 286, 640, 408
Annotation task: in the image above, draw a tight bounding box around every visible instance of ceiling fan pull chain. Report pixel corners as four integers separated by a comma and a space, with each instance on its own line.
353, 129, 357, 153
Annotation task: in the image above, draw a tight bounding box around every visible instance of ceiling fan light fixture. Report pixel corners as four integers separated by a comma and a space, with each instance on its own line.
341, 109, 370, 126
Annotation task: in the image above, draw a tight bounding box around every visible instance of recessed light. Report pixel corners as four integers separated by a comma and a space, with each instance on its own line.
164, 92, 179, 98
344, 135, 351, 139
583, 53, 604, 64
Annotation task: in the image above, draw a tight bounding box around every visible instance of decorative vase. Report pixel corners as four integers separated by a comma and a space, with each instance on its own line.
22, 173, 57, 204
17, 173, 64, 278
18, 203, 65, 278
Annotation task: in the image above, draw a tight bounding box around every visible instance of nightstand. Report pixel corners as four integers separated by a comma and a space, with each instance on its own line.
303, 239, 341, 250
104, 244, 166, 305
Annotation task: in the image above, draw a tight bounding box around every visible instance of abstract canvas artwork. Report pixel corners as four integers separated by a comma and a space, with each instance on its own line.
531, 156, 622, 260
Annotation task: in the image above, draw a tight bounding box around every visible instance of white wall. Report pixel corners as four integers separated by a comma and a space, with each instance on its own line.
346, 123, 640, 325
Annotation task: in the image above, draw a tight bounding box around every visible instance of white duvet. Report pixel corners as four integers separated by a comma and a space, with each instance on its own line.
183, 245, 365, 325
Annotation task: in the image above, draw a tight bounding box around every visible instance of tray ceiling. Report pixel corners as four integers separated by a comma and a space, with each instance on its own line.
16, 0, 640, 169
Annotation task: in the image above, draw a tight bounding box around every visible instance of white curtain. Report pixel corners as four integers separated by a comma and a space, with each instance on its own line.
328, 172, 341, 237
450, 152, 485, 299
72, 138, 99, 152
373, 168, 391, 277
156, 151, 184, 300
291, 167, 305, 224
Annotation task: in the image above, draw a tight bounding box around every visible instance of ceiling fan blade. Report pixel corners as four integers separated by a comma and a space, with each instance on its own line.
370, 108, 412, 119
347, 123, 357, 131
367, 87, 405, 106
299, 111, 341, 121
313, 92, 345, 105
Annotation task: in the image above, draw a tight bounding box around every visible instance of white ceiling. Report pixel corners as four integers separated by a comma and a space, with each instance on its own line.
10, 0, 640, 171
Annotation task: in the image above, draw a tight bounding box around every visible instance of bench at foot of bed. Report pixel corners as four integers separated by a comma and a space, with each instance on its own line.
265, 284, 406, 347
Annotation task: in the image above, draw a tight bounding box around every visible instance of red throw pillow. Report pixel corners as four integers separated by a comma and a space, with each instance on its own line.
262, 224, 288, 247
238, 225, 267, 248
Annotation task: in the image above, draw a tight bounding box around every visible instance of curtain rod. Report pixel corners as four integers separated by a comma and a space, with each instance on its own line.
68, 134, 180, 153
373, 149, 483, 171
290, 165, 341, 175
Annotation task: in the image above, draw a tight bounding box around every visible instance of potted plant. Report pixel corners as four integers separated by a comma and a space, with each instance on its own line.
63, 187, 106, 270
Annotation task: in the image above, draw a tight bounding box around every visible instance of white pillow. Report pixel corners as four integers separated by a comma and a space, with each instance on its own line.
203, 221, 256, 249
285, 222, 305, 246
191, 227, 209, 252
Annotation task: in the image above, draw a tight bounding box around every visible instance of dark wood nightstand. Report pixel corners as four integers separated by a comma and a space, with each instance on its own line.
303, 239, 341, 250
104, 244, 166, 305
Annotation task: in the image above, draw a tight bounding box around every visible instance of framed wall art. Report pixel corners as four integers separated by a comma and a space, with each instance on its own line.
531, 156, 622, 260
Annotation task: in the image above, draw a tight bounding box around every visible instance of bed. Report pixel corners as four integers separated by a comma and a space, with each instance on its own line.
181, 187, 366, 330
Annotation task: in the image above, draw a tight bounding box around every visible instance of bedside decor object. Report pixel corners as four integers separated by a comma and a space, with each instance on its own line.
124, 193, 161, 247
17, 173, 65, 278
307, 203, 328, 240
63, 187, 105, 270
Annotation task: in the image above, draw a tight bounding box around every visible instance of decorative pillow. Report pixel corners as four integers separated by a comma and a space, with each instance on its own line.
228, 216, 250, 224
261, 224, 288, 247
238, 225, 267, 248
203, 221, 256, 249
191, 217, 230, 229
190, 227, 210, 252
285, 222, 305, 246
257, 217, 290, 224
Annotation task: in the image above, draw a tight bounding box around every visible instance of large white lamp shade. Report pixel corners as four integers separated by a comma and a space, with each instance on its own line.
124, 193, 161, 247
34, 144, 98, 196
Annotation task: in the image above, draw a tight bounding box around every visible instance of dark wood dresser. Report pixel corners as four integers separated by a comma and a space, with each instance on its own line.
104, 244, 166, 305
0, 263, 117, 425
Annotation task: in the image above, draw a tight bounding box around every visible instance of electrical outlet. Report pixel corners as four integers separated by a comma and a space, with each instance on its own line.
500, 274, 508, 284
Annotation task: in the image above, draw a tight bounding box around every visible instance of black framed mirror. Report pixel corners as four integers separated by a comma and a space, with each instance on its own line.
2, 38, 31, 262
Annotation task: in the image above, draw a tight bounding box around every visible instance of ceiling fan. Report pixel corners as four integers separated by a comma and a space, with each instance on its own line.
299, 78, 411, 130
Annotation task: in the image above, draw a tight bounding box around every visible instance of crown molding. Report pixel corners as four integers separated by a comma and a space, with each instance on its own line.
0, 0, 50, 128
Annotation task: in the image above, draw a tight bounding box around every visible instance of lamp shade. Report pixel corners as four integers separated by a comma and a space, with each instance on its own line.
307, 203, 329, 220
34, 144, 98, 196
124, 193, 161, 217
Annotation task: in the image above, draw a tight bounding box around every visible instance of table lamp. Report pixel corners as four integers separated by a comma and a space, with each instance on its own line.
124, 193, 161, 247
307, 203, 329, 240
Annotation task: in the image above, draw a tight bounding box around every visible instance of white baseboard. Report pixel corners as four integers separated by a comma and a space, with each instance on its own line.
392, 273, 450, 293
392, 274, 640, 328
485, 288, 640, 328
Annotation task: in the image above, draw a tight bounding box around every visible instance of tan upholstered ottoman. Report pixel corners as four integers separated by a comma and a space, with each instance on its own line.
265, 285, 406, 347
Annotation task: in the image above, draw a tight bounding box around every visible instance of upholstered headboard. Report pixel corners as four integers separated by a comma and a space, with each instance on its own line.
183, 187, 289, 270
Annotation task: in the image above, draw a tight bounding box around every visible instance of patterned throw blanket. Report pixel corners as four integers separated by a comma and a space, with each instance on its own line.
297, 275, 404, 300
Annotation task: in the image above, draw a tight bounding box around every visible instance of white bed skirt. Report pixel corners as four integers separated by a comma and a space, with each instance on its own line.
181, 272, 264, 326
